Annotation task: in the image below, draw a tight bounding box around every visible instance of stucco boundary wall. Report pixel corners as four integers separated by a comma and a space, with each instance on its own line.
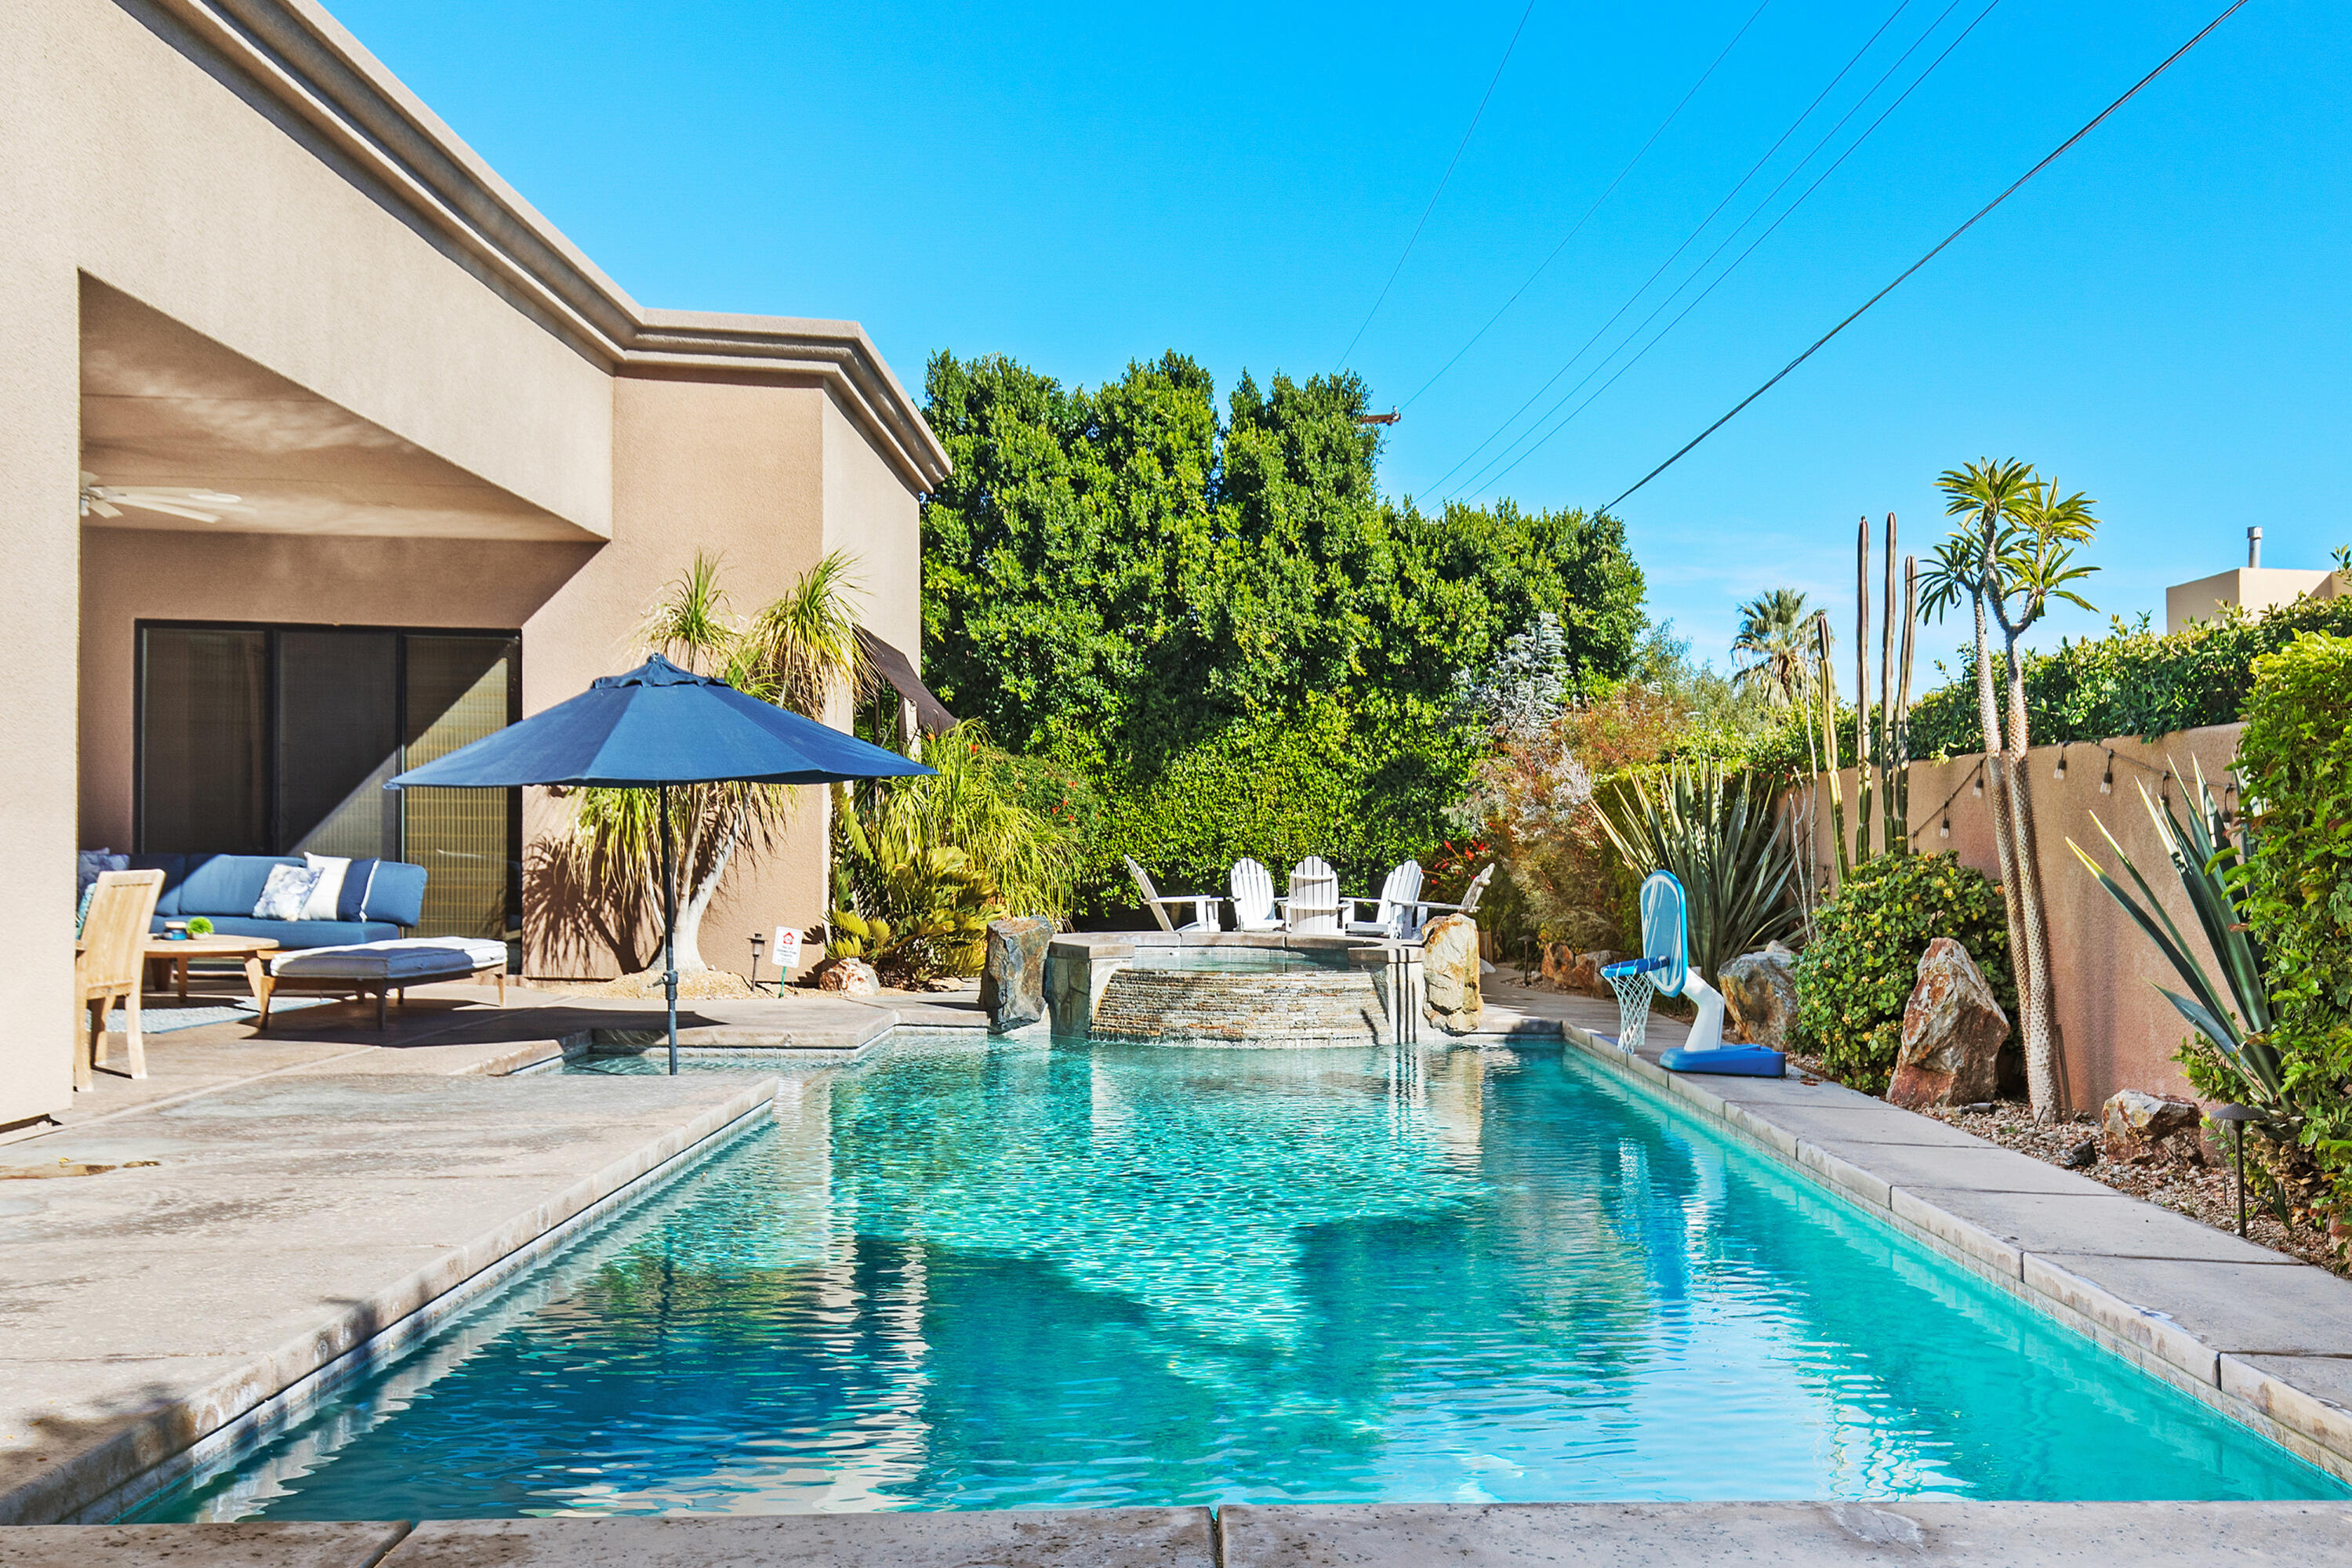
1795, 722, 2245, 1109
1555, 1020, 2352, 1484
4, 1080, 779, 1529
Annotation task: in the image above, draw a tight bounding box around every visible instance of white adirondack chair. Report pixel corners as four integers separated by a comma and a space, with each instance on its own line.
1345, 860, 1425, 940
1406, 863, 1494, 931
1229, 858, 1286, 932
1124, 855, 1222, 933
1284, 856, 1341, 933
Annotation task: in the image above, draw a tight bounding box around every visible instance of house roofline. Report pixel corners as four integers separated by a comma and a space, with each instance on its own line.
155, 0, 953, 492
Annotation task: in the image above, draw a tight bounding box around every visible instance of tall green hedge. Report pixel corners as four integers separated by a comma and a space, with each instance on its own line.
1906, 593, 2352, 758
2236, 630, 2352, 1203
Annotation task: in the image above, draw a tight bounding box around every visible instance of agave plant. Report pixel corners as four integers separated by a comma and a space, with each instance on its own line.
2066, 759, 2282, 1108
1592, 760, 1802, 982
829, 804, 1003, 983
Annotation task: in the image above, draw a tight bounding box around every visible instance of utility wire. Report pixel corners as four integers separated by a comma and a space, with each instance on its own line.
1336, 0, 1541, 369
1601, 0, 2256, 514
1456, 0, 1999, 501
1393, 0, 1774, 409
1432, 0, 1953, 498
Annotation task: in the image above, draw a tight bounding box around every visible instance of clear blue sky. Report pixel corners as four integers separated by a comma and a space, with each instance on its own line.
336, 0, 2347, 673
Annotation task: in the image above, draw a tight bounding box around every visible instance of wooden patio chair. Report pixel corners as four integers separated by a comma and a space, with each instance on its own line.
76, 868, 164, 1088
1228, 858, 1287, 932
1123, 855, 1222, 933
1344, 860, 1426, 940
1284, 856, 1341, 933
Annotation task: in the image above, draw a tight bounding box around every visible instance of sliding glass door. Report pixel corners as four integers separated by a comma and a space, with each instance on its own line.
136, 624, 521, 939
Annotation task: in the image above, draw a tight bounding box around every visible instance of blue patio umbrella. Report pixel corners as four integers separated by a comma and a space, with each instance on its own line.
387, 654, 932, 1073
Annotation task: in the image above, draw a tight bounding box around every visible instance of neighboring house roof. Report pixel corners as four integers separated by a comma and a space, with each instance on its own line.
856, 630, 960, 736
152, 0, 950, 493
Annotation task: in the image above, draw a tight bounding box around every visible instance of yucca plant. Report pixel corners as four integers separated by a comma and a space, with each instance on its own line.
2067, 759, 2284, 1109
830, 798, 1007, 983
1592, 760, 1802, 982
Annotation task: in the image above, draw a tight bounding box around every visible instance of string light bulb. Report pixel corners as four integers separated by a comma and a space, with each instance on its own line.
1940, 815, 1951, 839
1971, 770, 1983, 798
2100, 753, 2114, 794
2054, 750, 2068, 780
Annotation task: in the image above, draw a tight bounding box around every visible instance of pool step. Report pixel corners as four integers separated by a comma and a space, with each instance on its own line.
1091, 967, 1385, 1045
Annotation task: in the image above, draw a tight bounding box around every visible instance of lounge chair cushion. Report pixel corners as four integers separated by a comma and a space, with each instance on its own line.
270, 937, 507, 981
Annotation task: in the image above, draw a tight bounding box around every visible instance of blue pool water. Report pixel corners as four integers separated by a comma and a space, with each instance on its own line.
132, 1036, 2345, 1519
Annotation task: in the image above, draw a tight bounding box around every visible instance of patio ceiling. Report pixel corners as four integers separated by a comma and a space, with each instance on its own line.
78, 280, 599, 542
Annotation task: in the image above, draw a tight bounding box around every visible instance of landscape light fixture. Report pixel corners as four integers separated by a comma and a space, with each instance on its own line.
2211, 1104, 2263, 1236
748, 930, 768, 993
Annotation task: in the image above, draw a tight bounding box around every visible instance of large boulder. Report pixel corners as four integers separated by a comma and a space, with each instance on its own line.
1540, 942, 1578, 989
1421, 914, 1483, 1035
2101, 1089, 2203, 1163
1886, 938, 2010, 1109
1720, 942, 1799, 1048
980, 916, 1054, 1034
810, 956, 880, 998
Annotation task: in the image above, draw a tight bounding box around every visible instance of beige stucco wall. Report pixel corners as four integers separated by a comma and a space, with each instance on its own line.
1799, 723, 2246, 1110
4, 0, 942, 1127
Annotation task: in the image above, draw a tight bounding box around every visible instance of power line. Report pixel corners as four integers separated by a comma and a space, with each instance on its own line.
1335, 0, 1541, 369
1392, 0, 1774, 410
1456, 0, 2000, 501
1601, 0, 2256, 515
1431, 0, 1956, 499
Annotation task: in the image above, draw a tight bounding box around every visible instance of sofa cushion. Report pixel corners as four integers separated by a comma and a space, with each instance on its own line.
270, 937, 506, 980
78, 849, 129, 898
361, 861, 428, 927
336, 858, 381, 922
155, 915, 401, 949
176, 855, 303, 918
127, 854, 189, 918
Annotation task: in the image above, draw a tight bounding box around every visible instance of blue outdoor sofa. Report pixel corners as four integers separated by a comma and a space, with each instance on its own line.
124, 854, 427, 948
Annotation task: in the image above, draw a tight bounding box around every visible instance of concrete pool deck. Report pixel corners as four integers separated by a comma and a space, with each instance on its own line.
9, 1500, 2352, 1565
0, 1067, 780, 1527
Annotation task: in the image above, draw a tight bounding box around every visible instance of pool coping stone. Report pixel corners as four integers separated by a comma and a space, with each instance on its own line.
1559, 1017, 2352, 1483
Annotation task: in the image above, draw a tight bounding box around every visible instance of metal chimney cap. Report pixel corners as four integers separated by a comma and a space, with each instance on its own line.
2248, 526, 2263, 568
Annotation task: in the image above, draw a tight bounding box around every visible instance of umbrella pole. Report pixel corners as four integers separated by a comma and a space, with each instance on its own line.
661, 783, 678, 1076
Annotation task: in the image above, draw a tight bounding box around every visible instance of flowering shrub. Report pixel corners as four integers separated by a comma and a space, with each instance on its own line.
1792, 853, 2013, 1093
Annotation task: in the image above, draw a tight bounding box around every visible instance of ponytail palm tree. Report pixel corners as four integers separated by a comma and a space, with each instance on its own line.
1922, 460, 2100, 1120
1730, 588, 1820, 707
566, 552, 867, 975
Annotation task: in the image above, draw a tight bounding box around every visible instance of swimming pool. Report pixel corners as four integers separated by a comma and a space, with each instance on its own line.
130, 1034, 2346, 1519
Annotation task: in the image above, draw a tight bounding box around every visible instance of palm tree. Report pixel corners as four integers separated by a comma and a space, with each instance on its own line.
1730, 588, 1820, 708
1922, 461, 2099, 1120
566, 551, 868, 975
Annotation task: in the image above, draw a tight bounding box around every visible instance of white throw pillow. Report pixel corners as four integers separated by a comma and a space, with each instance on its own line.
302, 854, 351, 921
253, 863, 321, 922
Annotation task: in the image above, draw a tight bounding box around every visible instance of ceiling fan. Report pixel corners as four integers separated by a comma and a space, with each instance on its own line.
79, 471, 245, 524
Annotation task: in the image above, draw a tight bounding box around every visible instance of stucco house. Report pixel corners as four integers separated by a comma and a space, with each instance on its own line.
2, 0, 950, 1131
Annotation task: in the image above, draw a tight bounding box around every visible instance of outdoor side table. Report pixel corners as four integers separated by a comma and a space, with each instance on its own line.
144, 935, 281, 1000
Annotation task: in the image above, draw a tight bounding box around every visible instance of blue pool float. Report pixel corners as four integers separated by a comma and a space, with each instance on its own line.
1657, 1043, 1786, 1078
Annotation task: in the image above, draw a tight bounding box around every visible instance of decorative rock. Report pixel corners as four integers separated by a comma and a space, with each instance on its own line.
2100, 1089, 2203, 1163
2060, 1138, 2099, 1169
810, 956, 880, 997
1421, 914, 1483, 1035
979, 916, 1053, 1033
1719, 941, 1799, 1048
1540, 942, 1579, 988
1886, 938, 2011, 1109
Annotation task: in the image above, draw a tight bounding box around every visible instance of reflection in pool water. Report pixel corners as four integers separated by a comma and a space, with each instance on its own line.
132, 1034, 2347, 1518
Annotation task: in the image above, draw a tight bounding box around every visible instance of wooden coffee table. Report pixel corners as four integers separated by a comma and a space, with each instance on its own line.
144, 935, 280, 1000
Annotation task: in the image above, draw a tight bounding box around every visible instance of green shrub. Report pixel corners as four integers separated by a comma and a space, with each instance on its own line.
1792, 853, 2013, 1093
2236, 631, 2352, 1214
1906, 593, 2352, 758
